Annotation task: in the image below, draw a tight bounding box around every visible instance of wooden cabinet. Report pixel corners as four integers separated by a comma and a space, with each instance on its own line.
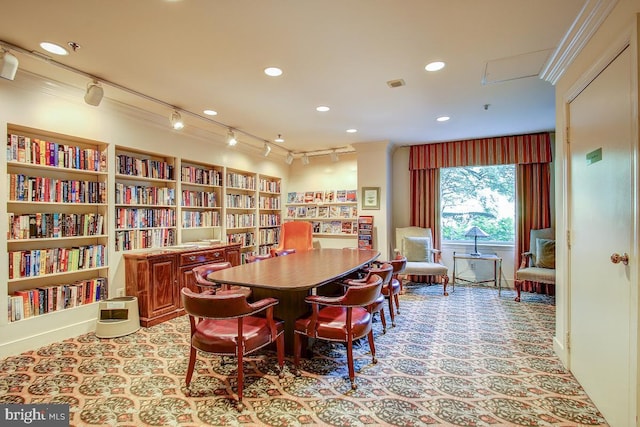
124, 243, 241, 326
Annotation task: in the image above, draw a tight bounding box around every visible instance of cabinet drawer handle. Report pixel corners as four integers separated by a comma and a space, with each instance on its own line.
213, 252, 220, 257
189, 255, 196, 261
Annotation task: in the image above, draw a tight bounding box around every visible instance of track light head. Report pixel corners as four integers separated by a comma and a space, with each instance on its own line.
0, 50, 19, 81
169, 110, 184, 129
302, 153, 310, 165
275, 134, 284, 143
263, 142, 271, 157
84, 80, 104, 106
226, 129, 237, 146
330, 150, 339, 162
285, 152, 294, 165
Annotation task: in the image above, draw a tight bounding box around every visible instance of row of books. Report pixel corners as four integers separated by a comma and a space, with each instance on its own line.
259, 196, 280, 210
115, 183, 175, 205
8, 277, 108, 322
8, 212, 105, 240
8, 174, 107, 204
287, 205, 358, 219
226, 172, 256, 190
116, 154, 174, 180
287, 189, 357, 204
311, 220, 357, 235
226, 193, 255, 208
259, 228, 280, 245
181, 190, 217, 207
225, 213, 255, 228
258, 178, 280, 193
115, 228, 176, 251
259, 213, 281, 227
7, 134, 107, 172
8, 244, 107, 279
181, 211, 220, 228
181, 165, 222, 186
115, 207, 176, 229
227, 232, 255, 247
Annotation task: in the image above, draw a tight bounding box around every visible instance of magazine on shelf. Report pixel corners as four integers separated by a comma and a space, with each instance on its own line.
286, 206, 297, 218
346, 189, 357, 202
304, 192, 314, 203
306, 206, 317, 218
317, 206, 329, 218
324, 190, 335, 203
313, 191, 324, 203
312, 221, 321, 233
287, 192, 297, 203
342, 221, 355, 234
329, 206, 340, 218
296, 206, 307, 218
340, 205, 351, 218
335, 190, 347, 202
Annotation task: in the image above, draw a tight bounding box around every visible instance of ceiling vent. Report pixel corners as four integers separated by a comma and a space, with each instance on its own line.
387, 78, 406, 88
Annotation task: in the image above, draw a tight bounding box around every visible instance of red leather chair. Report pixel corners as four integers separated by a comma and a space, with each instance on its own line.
274, 248, 296, 256
388, 255, 407, 313
294, 274, 382, 389
245, 254, 272, 263
345, 263, 395, 330
181, 287, 285, 410
270, 221, 313, 257
191, 262, 252, 299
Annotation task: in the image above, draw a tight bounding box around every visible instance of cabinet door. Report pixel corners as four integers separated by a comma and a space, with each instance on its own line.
226, 247, 241, 266
179, 266, 199, 296
148, 256, 178, 318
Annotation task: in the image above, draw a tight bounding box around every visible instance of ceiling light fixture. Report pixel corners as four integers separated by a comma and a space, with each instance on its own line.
330, 150, 339, 162
0, 49, 19, 81
203, 109, 218, 116
274, 134, 284, 143
302, 153, 310, 165
425, 61, 445, 72
84, 80, 104, 106
226, 129, 238, 146
346, 128, 357, 133
40, 42, 68, 56
436, 116, 450, 122
264, 67, 283, 77
170, 110, 184, 130
262, 142, 272, 157
316, 105, 330, 112
285, 152, 294, 165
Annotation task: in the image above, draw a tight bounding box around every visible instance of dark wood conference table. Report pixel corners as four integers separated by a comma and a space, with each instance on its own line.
206, 248, 380, 352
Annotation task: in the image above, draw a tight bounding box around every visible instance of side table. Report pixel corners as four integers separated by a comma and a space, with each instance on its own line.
452, 252, 503, 295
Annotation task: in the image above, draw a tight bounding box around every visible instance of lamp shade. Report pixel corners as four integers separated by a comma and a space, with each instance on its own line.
465, 226, 489, 256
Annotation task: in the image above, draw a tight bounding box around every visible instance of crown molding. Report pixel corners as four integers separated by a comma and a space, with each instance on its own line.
540, 0, 619, 85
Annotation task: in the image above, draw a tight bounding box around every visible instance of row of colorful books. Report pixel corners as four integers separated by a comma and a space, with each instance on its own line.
8, 277, 108, 322
7, 134, 107, 172
9, 174, 107, 204
115, 183, 175, 205
116, 154, 174, 180
8, 212, 105, 240
8, 245, 107, 279
226, 172, 256, 190
114, 228, 176, 251
287, 189, 357, 204
181, 165, 222, 186
181, 190, 217, 207
181, 211, 220, 228
258, 178, 280, 193
115, 207, 176, 229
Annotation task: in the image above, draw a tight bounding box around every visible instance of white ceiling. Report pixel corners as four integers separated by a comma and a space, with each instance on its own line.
1, 0, 587, 155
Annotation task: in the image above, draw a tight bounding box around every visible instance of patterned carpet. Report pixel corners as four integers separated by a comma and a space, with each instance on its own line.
0, 284, 608, 427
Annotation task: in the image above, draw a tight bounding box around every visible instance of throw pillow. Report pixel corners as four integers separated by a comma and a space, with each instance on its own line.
403, 236, 432, 262
535, 238, 555, 269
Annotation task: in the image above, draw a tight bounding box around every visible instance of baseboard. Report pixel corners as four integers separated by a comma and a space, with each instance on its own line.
553, 335, 569, 368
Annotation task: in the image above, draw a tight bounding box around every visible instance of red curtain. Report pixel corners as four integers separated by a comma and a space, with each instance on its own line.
409, 132, 552, 291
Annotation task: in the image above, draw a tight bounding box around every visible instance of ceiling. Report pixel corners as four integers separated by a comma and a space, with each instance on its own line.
1, 0, 587, 156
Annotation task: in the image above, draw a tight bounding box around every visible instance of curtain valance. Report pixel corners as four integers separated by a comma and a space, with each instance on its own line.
409, 132, 551, 170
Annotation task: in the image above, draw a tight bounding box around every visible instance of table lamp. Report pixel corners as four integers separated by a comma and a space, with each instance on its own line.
465, 226, 489, 256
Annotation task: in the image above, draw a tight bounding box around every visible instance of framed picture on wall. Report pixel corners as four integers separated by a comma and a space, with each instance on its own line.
362, 187, 380, 210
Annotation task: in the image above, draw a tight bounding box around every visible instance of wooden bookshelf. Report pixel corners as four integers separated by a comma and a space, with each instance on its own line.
5, 124, 109, 328
284, 189, 358, 236
179, 159, 223, 244
257, 175, 281, 256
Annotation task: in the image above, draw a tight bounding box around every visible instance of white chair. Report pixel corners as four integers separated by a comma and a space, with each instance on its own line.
394, 227, 450, 295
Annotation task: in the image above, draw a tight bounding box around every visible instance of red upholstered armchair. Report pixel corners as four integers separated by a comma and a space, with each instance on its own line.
270, 221, 314, 257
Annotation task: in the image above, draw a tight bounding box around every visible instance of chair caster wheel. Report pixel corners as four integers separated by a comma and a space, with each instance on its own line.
236, 402, 244, 411
514, 297, 521, 302
350, 382, 357, 390
372, 357, 378, 364
444, 292, 449, 296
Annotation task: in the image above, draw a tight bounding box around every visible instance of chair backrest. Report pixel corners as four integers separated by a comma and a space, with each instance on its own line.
528, 227, 555, 268
279, 221, 314, 252
341, 274, 383, 307
181, 287, 255, 319
390, 255, 407, 276
395, 227, 434, 262
366, 263, 394, 287
192, 262, 232, 288
245, 254, 272, 263
275, 248, 296, 256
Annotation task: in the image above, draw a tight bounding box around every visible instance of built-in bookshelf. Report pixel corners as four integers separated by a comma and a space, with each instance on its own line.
114, 146, 177, 251
179, 159, 223, 244
285, 189, 358, 236
225, 168, 257, 262
5, 125, 109, 327
258, 175, 281, 256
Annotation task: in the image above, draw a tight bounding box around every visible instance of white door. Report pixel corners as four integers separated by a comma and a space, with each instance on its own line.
568, 46, 634, 426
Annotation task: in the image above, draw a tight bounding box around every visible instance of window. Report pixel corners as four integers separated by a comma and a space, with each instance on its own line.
440, 165, 515, 243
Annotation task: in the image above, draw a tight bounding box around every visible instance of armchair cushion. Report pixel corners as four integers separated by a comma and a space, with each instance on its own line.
535, 238, 555, 269
402, 236, 433, 263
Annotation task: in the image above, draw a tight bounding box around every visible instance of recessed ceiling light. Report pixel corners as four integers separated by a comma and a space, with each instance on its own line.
436, 116, 450, 122
346, 129, 357, 133
425, 61, 445, 72
203, 109, 218, 116
264, 67, 283, 77
316, 106, 330, 112
40, 42, 68, 56
274, 134, 284, 143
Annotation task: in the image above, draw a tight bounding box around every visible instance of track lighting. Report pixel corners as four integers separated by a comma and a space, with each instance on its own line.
262, 142, 271, 157
169, 110, 184, 130
84, 80, 103, 106
302, 154, 310, 165
330, 150, 339, 162
285, 152, 294, 165
275, 134, 284, 143
0, 49, 19, 81
226, 129, 237, 146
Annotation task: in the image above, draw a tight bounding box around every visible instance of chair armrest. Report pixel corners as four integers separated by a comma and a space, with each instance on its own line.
305, 294, 342, 306
519, 251, 533, 269
248, 297, 279, 314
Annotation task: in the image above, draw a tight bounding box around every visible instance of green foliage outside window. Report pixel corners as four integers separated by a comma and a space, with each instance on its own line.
441, 165, 515, 242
